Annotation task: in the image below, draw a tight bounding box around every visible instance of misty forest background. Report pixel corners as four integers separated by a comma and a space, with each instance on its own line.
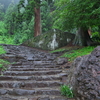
0, 0, 100, 45
0, 0, 54, 44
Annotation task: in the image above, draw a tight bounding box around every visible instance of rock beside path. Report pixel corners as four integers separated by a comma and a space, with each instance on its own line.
67, 46, 100, 100
56, 57, 68, 65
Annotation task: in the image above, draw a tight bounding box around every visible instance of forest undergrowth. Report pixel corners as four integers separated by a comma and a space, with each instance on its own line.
0, 46, 10, 75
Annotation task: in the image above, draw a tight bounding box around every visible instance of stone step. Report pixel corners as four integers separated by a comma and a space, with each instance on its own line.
0, 74, 67, 81
10, 65, 59, 68
0, 81, 63, 88
1, 45, 72, 100
3, 70, 63, 76
32, 57, 56, 61
11, 62, 22, 66
11, 61, 55, 67
21, 61, 54, 65
0, 88, 61, 96
0, 95, 75, 100
8, 68, 61, 71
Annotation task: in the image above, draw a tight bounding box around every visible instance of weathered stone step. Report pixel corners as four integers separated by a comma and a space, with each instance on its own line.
1, 45, 72, 100
3, 70, 63, 76
9, 67, 61, 71
0, 74, 66, 81
0, 88, 61, 96
11, 61, 55, 67
0, 81, 63, 88
21, 61, 54, 65
11, 62, 23, 66
0, 95, 75, 100
32, 57, 56, 61
10, 65, 59, 68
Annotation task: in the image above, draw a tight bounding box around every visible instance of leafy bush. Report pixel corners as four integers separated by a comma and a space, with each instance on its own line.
13, 17, 34, 44
0, 21, 7, 35
0, 59, 10, 72
13, 33, 22, 44
0, 46, 6, 54
92, 32, 100, 42
60, 85, 74, 98
13, 32, 30, 44
0, 36, 14, 44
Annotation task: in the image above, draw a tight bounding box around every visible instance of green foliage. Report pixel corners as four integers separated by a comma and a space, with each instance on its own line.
92, 32, 100, 42
41, 0, 54, 33
51, 46, 96, 61
53, 0, 100, 31
0, 46, 6, 54
50, 48, 66, 53
90, 26, 100, 42
4, 0, 33, 38
0, 59, 10, 73
0, 3, 4, 20
13, 16, 34, 44
3, 0, 35, 44
60, 85, 74, 98
13, 32, 28, 44
0, 36, 14, 45
4, 2, 17, 35
0, 47, 10, 74
0, 21, 7, 35
1, 0, 55, 45
13, 33, 22, 44
61, 46, 95, 61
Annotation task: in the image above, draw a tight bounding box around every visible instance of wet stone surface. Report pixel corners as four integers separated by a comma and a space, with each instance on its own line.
0, 45, 72, 100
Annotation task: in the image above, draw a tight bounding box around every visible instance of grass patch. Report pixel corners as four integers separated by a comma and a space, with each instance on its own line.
50, 46, 96, 61
61, 46, 96, 61
50, 47, 75, 53
60, 85, 74, 98
50, 48, 66, 53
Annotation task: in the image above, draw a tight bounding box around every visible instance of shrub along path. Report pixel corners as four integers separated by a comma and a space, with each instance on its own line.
0, 45, 75, 100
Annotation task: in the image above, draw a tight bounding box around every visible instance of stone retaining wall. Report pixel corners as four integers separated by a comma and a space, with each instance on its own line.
67, 46, 100, 100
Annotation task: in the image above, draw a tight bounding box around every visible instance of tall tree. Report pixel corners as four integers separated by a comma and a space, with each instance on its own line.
4, 2, 17, 35
0, 3, 4, 20
41, 0, 54, 33
53, 0, 100, 46
34, 0, 41, 36
28, 0, 54, 36
26, 0, 41, 37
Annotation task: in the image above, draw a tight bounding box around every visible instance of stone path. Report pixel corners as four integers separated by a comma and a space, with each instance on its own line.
0, 45, 74, 100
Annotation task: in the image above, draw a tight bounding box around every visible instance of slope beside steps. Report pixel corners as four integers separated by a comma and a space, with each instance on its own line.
0, 45, 75, 100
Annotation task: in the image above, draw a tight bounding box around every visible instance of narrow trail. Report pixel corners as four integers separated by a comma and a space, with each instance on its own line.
0, 45, 75, 100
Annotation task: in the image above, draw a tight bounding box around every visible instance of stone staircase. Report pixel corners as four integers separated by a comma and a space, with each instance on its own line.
0, 45, 75, 100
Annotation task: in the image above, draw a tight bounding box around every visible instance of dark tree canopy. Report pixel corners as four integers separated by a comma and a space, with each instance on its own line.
53, 0, 100, 46
53, 0, 100, 30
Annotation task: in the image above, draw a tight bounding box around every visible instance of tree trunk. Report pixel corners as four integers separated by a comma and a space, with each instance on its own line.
73, 27, 93, 46
34, 7, 41, 37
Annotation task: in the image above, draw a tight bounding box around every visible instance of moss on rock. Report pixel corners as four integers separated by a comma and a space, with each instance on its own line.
23, 29, 75, 50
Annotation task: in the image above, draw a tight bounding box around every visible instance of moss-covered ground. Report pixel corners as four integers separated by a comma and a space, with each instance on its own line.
50, 46, 96, 62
